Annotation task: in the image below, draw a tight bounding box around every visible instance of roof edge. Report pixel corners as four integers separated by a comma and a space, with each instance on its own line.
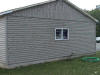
0, 0, 98, 23
0, 0, 56, 16
64, 0, 98, 23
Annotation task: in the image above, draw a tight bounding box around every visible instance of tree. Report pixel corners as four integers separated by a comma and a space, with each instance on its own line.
88, 9, 100, 37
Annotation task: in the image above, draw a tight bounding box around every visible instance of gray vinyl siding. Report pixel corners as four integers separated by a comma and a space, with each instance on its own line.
10, 1, 93, 22
0, 17, 7, 66
5, 0, 96, 67
7, 15, 96, 66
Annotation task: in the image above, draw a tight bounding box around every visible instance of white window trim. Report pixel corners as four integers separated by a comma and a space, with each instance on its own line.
55, 28, 69, 40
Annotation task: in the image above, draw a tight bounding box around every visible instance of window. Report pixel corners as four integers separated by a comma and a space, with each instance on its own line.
55, 28, 69, 40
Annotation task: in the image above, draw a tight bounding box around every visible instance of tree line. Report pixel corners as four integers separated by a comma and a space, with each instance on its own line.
87, 9, 100, 37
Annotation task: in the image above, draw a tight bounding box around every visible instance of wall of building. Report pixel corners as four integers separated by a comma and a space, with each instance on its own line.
6, 0, 96, 68
0, 17, 8, 68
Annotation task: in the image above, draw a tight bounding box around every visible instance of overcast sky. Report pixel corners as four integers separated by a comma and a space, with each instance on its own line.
0, 0, 100, 12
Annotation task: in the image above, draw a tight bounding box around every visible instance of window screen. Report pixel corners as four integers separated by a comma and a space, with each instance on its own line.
56, 29, 62, 39
63, 29, 68, 39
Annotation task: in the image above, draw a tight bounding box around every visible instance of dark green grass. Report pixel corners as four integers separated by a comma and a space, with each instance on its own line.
1, 52, 100, 75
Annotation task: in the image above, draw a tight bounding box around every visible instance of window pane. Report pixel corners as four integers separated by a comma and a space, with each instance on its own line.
56, 29, 62, 39
63, 29, 68, 39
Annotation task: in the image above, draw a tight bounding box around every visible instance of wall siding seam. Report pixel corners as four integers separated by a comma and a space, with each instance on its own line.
9, 15, 91, 23
95, 22, 96, 52
7, 52, 95, 66
5, 16, 9, 66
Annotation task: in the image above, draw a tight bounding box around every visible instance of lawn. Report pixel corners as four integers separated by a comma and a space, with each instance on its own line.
1, 52, 100, 75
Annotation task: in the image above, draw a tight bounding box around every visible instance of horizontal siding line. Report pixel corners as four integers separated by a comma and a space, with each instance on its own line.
8, 49, 93, 54
7, 47, 94, 50
7, 48, 94, 50
9, 15, 91, 23
7, 20, 90, 24
8, 52, 70, 56
8, 55, 72, 65
7, 28, 94, 30
7, 22, 91, 26
8, 52, 95, 65
7, 41, 94, 43
8, 53, 70, 56
7, 45, 94, 50
7, 44, 94, 47
7, 43, 72, 46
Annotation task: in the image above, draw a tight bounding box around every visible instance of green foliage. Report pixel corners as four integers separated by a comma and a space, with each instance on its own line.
88, 9, 100, 37
89, 9, 100, 21
96, 25, 100, 37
